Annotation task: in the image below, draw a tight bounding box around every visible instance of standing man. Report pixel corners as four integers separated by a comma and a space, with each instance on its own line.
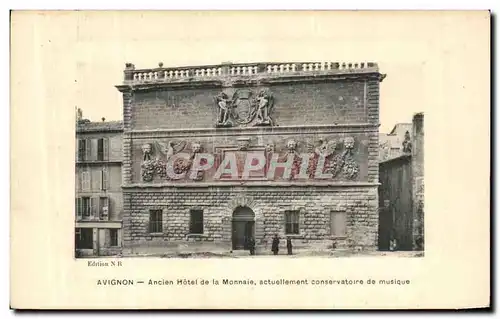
271, 234, 280, 256
287, 237, 293, 255
248, 237, 256, 256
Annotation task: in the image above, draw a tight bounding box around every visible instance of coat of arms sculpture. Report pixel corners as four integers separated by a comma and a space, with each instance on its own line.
215, 89, 275, 127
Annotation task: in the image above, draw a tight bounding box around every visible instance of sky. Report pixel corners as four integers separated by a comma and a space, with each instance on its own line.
51, 11, 460, 133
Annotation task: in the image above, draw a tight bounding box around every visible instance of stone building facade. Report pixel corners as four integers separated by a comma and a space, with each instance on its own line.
379, 123, 413, 162
115, 61, 386, 255
75, 111, 124, 257
378, 112, 424, 251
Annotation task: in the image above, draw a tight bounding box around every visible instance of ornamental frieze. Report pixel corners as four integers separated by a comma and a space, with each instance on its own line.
139, 137, 360, 182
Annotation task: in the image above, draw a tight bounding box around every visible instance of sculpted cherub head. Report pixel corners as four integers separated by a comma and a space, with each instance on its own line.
142, 143, 152, 154
286, 139, 298, 153
344, 137, 355, 150
191, 142, 202, 154
265, 143, 275, 153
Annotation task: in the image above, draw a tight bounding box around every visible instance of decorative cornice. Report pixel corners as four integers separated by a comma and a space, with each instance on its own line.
116, 73, 383, 93
126, 123, 380, 139
116, 61, 384, 92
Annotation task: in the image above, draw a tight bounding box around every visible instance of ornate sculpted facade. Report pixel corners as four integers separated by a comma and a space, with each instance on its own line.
116, 61, 385, 255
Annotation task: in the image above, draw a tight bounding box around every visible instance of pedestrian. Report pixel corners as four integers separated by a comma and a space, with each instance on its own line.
287, 237, 293, 255
249, 237, 256, 256
271, 234, 280, 255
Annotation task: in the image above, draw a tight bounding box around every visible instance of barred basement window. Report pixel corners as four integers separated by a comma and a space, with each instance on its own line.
149, 209, 163, 233
189, 209, 204, 234
285, 210, 300, 235
330, 211, 347, 238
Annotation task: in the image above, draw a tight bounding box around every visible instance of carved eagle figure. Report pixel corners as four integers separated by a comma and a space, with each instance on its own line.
154, 140, 187, 161
306, 139, 337, 158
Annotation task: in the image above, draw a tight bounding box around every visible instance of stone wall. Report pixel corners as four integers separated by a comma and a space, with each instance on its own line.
122, 186, 378, 253
412, 113, 424, 250
130, 81, 374, 130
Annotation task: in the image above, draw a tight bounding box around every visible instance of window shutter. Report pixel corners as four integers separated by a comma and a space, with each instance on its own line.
78, 140, 86, 161
90, 197, 97, 219
85, 139, 91, 161
101, 167, 108, 190
103, 138, 109, 161
76, 198, 82, 220
83, 170, 91, 191
81, 171, 87, 190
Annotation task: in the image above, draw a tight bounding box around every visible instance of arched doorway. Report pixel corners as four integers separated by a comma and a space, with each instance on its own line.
232, 206, 255, 250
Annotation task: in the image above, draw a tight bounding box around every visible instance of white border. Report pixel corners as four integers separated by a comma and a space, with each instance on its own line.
4, 1, 496, 317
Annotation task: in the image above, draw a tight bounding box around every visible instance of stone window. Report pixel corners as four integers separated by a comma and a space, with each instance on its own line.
97, 138, 109, 161
330, 211, 347, 238
149, 209, 163, 233
78, 139, 89, 162
109, 229, 118, 247
81, 169, 90, 191
75, 228, 93, 249
285, 210, 300, 235
189, 209, 204, 234
76, 197, 91, 218
99, 197, 109, 220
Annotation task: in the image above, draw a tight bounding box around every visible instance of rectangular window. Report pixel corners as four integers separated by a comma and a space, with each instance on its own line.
81, 170, 90, 191
149, 209, 163, 233
75, 228, 93, 249
78, 139, 86, 162
109, 229, 118, 247
97, 138, 109, 161
97, 138, 104, 161
99, 197, 109, 219
330, 211, 347, 237
80, 197, 91, 217
285, 210, 300, 235
189, 209, 204, 234
100, 167, 108, 190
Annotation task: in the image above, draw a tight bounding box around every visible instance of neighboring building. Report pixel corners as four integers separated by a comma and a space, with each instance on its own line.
379, 123, 412, 161
378, 113, 424, 251
75, 111, 124, 257
115, 61, 386, 255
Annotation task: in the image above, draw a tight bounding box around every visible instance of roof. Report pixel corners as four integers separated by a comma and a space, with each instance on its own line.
76, 120, 124, 133
388, 123, 412, 136
379, 154, 412, 166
